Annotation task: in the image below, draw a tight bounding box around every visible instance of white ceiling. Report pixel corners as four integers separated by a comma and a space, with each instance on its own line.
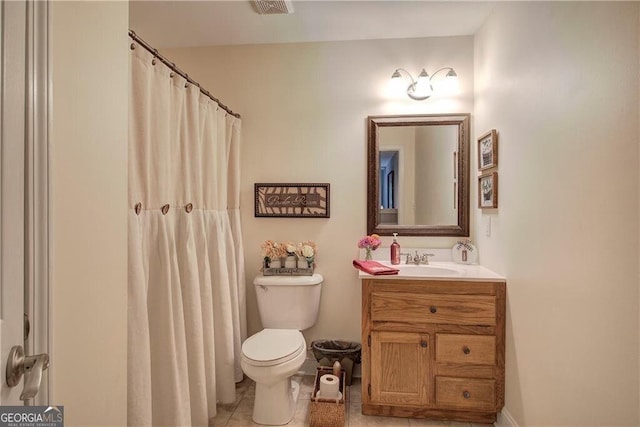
129, 0, 495, 48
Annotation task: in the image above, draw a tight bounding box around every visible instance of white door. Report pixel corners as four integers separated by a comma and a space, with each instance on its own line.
0, 0, 28, 405
0, 0, 50, 405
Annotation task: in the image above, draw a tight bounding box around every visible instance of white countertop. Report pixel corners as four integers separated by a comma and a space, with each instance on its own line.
357, 261, 505, 281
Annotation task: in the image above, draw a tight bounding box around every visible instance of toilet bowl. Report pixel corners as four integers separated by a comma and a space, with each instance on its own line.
241, 273, 323, 425
241, 329, 307, 425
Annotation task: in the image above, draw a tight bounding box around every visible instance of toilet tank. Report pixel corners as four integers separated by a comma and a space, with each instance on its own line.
253, 274, 323, 330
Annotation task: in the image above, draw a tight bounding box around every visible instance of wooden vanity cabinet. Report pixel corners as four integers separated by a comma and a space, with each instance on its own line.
361, 279, 506, 424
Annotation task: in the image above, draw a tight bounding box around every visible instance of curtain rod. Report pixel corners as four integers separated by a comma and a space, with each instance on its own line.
128, 30, 241, 119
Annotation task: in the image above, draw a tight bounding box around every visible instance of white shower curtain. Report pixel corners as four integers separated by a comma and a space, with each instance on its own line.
128, 40, 246, 426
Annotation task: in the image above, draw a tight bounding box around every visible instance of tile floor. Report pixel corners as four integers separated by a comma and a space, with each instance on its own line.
209, 376, 493, 427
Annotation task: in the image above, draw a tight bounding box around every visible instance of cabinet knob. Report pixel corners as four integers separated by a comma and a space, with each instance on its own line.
420, 341, 427, 348
463, 346, 471, 355
429, 306, 437, 314
463, 391, 471, 399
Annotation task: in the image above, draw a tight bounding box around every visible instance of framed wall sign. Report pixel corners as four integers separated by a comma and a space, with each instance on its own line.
477, 129, 498, 170
254, 183, 330, 218
478, 172, 498, 209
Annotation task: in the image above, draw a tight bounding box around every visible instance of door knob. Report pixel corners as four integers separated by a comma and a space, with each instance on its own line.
6, 345, 49, 400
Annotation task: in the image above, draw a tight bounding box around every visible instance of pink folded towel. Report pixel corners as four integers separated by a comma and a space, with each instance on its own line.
353, 259, 400, 275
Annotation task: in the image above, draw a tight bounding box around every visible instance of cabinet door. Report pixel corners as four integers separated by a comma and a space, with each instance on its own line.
370, 331, 430, 406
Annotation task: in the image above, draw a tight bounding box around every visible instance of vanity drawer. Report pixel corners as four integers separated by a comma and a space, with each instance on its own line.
371, 292, 496, 326
436, 334, 496, 365
435, 377, 495, 411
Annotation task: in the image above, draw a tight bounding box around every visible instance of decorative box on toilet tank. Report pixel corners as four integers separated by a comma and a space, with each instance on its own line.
262, 261, 314, 276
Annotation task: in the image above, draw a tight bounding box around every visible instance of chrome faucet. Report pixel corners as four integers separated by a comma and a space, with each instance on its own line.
420, 252, 435, 265
402, 251, 435, 265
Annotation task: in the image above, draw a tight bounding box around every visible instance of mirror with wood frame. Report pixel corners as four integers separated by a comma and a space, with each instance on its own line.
367, 113, 470, 236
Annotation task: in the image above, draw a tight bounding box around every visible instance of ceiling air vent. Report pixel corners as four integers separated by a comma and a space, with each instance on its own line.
252, 0, 294, 15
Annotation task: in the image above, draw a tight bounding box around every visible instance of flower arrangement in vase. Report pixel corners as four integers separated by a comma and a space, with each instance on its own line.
296, 241, 317, 268
358, 234, 381, 261
261, 240, 286, 268
261, 240, 317, 272
284, 242, 298, 268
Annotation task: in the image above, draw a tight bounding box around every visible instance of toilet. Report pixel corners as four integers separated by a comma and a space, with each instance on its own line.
241, 273, 323, 425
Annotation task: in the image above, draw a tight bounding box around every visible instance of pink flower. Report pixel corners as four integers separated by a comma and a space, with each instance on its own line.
358, 234, 381, 251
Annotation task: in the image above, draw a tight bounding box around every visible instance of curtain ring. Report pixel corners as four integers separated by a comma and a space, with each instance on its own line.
130, 43, 136, 50
170, 72, 175, 78
185, 203, 193, 213
152, 58, 157, 66
134, 202, 142, 215
185, 82, 189, 88
161, 204, 170, 215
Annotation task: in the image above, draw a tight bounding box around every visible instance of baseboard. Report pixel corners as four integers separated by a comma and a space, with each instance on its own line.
496, 408, 519, 427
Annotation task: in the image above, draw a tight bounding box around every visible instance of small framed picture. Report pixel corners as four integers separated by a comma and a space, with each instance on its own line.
478, 172, 498, 209
477, 129, 498, 170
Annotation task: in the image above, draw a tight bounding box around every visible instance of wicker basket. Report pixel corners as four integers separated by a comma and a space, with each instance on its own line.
309, 367, 346, 427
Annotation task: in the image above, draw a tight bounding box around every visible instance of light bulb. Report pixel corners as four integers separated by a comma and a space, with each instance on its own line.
435, 69, 459, 95
388, 70, 407, 98
411, 69, 432, 99
417, 68, 429, 82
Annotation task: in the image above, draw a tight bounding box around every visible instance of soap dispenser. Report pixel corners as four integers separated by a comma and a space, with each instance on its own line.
390, 233, 401, 265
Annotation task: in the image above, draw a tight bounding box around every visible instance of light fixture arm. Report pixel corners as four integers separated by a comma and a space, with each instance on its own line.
391, 68, 432, 101
392, 68, 416, 85
391, 66, 458, 101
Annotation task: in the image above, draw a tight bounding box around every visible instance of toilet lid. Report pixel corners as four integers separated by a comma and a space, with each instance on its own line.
242, 329, 305, 367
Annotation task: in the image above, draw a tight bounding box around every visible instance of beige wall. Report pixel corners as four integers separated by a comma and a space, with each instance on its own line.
164, 36, 474, 344
474, 2, 639, 426
51, 1, 128, 425
123, 2, 640, 425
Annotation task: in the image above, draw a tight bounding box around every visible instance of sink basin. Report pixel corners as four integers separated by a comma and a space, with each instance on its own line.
378, 262, 463, 277
396, 264, 461, 277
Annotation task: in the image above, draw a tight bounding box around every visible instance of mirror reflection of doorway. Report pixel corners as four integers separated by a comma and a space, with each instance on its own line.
379, 150, 398, 224
386, 171, 394, 208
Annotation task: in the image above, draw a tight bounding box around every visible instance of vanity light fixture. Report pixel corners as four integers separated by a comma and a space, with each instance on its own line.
390, 67, 459, 100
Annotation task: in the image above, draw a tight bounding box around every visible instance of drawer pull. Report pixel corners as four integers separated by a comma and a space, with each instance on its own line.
420, 341, 427, 348
463, 346, 471, 355
429, 306, 437, 314
463, 391, 471, 399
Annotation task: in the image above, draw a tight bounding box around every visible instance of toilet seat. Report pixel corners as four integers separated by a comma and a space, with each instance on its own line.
242, 329, 305, 367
